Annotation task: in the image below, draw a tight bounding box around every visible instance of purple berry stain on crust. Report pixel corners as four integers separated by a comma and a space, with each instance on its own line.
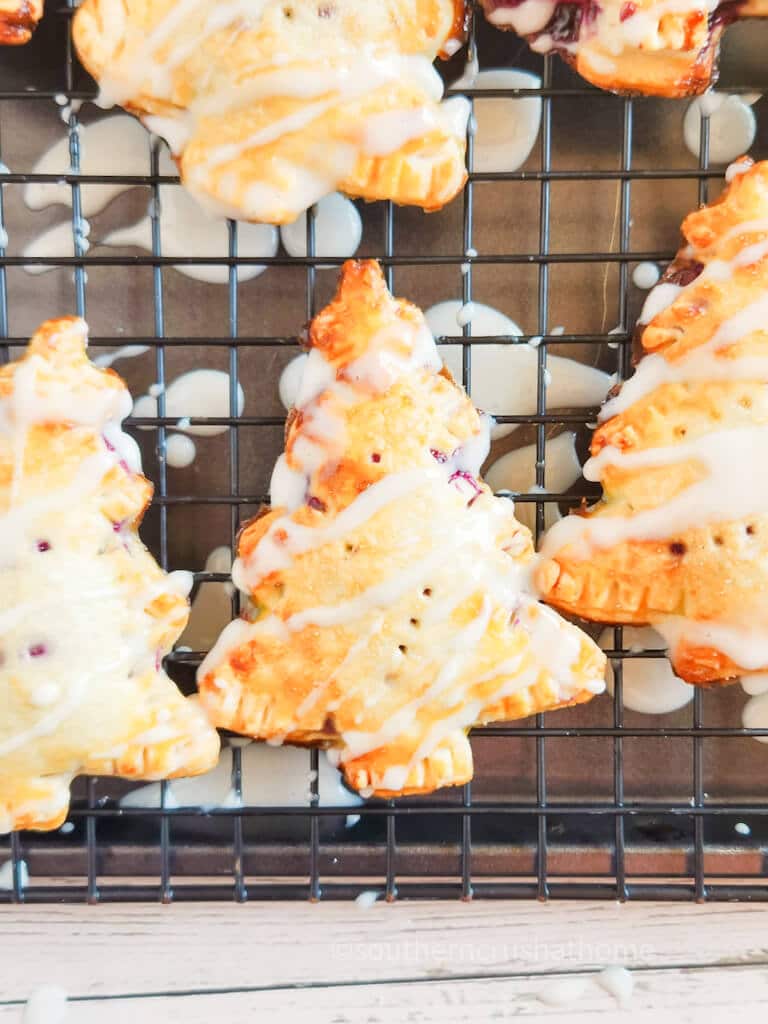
36, 540, 51, 552
545, 0, 601, 45
307, 496, 327, 512
28, 643, 47, 658
371, 452, 381, 463
102, 434, 132, 474
710, 0, 746, 28
449, 470, 483, 506
430, 448, 449, 464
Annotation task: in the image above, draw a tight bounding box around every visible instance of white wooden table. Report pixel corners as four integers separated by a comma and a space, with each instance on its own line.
2, 901, 766, 1021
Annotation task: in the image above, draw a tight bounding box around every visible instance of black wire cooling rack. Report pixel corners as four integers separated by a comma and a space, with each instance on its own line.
1, 2, 768, 904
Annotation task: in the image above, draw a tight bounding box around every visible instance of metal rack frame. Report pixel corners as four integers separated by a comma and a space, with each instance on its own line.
1, 1, 766, 904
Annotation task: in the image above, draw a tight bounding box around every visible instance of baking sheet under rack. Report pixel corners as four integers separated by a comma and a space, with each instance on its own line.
1, 3, 768, 902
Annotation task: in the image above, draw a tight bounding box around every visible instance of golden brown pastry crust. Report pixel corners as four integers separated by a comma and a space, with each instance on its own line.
0, 318, 220, 832
0, 0, 42, 44
481, 0, 768, 97
198, 260, 605, 798
536, 159, 768, 685
73, 0, 469, 223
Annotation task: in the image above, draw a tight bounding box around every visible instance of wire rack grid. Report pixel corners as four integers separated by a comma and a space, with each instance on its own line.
1, 2, 768, 904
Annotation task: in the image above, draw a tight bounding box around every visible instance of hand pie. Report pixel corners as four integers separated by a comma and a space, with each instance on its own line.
0, 318, 220, 832
537, 158, 768, 685
198, 260, 605, 798
0, 0, 42, 44
480, 0, 767, 97
73, 0, 470, 225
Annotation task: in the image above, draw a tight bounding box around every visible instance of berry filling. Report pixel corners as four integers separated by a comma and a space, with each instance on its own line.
36, 540, 51, 552
666, 261, 705, 287
430, 448, 449, 464
101, 434, 132, 474
307, 496, 327, 512
544, 0, 600, 45
28, 643, 47, 658
449, 470, 483, 506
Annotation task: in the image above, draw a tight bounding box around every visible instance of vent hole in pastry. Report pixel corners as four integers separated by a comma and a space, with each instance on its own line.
28, 643, 47, 658
344, 542, 356, 553
410, 617, 420, 627
714, 535, 724, 546
422, 587, 433, 598
283, 5, 294, 17
36, 540, 51, 552
371, 452, 381, 463
307, 496, 326, 512
740, 396, 753, 410
398, 644, 408, 655
669, 541, 687, 556
747, 524, 756, 535
675, 426, 687, 438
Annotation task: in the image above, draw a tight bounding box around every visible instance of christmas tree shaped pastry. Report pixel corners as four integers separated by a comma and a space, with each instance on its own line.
199, 261, 605, 797
537, 159, 768, 685
73, 0, 470, 224
0, 318, 220, 832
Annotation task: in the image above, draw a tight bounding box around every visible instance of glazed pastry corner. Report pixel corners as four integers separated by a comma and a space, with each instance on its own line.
0, 317, 220, 833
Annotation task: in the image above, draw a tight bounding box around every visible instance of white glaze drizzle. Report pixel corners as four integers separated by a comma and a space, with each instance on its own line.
425, 301, 612, 440
470, 69, 542, 174
683, 94, 756, 165
601, 626, 693, 714
24, 115, 151, 217
102, 150, 279, 285
485, 432, 581, 535
280, 193, 362, 260
132, 369, 245, 437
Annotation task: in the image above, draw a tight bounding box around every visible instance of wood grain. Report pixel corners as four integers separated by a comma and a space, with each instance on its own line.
0, 901, 766, 1008
2, 962, 768, 1023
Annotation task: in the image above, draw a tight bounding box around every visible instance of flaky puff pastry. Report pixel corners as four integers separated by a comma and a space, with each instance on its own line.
0, 0, 42, 44
0, 318, 219, 832
537, 159, 768, 685
481, 0, 767, 97
73, 0, 470, 224
199, 261, 605, 798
